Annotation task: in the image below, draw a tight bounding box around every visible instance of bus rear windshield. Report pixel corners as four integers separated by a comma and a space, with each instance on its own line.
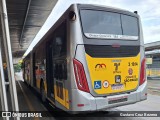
80, 10, 139, 40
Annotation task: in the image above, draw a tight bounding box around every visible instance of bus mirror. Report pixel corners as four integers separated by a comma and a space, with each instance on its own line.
69, 11, 76, 21
134, 11, 138, 14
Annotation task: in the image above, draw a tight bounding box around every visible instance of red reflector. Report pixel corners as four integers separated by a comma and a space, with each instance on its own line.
77, 104, 84, 107
140, 58, 146, 86
66, 100, 71, 103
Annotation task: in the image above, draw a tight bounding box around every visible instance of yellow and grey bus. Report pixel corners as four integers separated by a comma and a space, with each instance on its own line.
23, 4, 147, 112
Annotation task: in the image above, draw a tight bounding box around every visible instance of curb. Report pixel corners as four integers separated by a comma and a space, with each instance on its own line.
147, 77, 160, 80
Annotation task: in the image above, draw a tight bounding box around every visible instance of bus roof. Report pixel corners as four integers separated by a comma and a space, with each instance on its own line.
25, 3, 139, 58
77, 4, 138, 17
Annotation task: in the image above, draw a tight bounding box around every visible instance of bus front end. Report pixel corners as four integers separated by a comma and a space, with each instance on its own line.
70, 4, 147, 112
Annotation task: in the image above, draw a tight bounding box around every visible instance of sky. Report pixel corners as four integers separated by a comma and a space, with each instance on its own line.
23, 0, 160, 57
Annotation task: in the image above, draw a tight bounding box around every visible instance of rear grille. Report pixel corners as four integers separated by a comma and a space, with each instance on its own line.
85, 45, 140, 58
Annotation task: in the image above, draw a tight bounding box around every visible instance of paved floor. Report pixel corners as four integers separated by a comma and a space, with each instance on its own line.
16, 81, 55, 120
9, 80, 160, 120
0, 72, 160, 120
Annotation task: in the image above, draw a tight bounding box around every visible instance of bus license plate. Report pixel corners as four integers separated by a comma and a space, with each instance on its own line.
111, 84, 124, 90
108, 96, 128, 104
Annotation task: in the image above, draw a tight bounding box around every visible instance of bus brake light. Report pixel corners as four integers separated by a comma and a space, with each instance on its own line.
140, 58, 146, 85
73, 59, 90, 93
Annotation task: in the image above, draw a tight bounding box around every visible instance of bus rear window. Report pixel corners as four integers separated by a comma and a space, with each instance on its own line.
80, 10, 139, 40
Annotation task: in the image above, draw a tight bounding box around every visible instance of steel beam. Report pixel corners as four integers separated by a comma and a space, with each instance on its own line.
19, 0, 31, 46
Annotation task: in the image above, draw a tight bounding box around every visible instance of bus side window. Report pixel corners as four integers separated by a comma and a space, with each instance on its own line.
55, 64, 59, 79
59, 64, 63, 80
52, 21, 67, 81
62, 62, 67, 80
55, 37, 62, 57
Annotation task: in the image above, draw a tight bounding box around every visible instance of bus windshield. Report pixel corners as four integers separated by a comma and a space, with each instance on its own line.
80, 10, 139, 40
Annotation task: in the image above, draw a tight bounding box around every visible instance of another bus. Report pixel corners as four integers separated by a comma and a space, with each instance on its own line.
23, 4, 147, 112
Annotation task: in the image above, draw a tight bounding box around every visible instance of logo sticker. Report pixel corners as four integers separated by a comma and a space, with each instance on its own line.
128, 68, 133, 75
113, 63, 121, 74
115, 75, 121, 83
103, 80, 109, 88
95, 64, 106, 71
94, 81, 101, 89
114, 63, 120, 71
124, 75, 138, 83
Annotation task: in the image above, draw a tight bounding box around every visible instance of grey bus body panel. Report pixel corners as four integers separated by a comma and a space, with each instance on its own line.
70, 81, 147, 111
69, 4, 83, 91
71, 89, 97, 111
139, 16, 145, 46
95, 81, 147, 110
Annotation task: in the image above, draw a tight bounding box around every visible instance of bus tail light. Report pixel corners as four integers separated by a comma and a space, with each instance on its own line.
73, 59, 90, 92
140, 58, 146, 85
77, 104, 84, 107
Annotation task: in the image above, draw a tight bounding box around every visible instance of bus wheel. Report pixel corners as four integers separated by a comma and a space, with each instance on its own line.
40, 80, 46, 102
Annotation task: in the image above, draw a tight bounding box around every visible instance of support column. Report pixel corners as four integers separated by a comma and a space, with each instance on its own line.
0, 0, 20, 120
0, 38, 9, 120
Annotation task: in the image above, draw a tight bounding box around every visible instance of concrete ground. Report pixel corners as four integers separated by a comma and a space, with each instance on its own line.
147, 79, 160, 96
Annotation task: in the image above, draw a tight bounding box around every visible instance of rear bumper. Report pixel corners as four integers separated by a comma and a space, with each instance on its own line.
71, 81, 147, 111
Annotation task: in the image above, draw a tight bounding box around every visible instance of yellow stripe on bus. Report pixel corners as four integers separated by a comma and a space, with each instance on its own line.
54, 85, 69, 109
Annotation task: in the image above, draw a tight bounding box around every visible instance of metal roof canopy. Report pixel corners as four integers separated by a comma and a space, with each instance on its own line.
0, 0, 57, 58
145, 41, 160, 51
0, 0, 57, 118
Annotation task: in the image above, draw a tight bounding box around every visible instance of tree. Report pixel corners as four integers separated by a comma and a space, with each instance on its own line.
14, 63, 22, 72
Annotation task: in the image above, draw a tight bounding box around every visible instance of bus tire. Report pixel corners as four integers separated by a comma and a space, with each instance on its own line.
40, 80, 46, 102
